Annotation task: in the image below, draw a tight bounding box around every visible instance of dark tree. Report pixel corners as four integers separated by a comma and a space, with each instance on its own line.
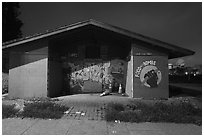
2, 2, 23, 42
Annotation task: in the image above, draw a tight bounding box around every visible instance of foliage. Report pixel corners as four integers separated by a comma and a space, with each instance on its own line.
24, 97, 59, 102
2, 104, 19, 119
2, 2, 23, 42
2, 87, 8, 94
2, 73, 8, 94
20, 101, 69, 119
105, 102, 202, 125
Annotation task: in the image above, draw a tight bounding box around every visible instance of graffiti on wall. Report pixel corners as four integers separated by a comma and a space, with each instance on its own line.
109, 59, 126, 87
69, 62, 111, 85
64, 59, 126, 93
135, 60, 162, 88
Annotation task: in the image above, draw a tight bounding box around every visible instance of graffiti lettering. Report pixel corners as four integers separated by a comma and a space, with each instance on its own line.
68, 59, 126, 90
135, 60, 162, 88
143, 60, 156, 66
135, 60, 156, 78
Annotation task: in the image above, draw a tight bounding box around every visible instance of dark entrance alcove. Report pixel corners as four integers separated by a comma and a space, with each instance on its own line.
48, 25, 131, 97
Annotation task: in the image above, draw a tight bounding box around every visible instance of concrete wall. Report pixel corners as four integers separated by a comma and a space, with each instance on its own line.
67, 59, 127, 94
125, 55, 133, 97
131, 44, 169, 98
9, 45, 48, 98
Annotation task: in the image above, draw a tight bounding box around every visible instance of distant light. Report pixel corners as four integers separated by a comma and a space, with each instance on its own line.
185, 72, 188, 75
194, 73, 196, 76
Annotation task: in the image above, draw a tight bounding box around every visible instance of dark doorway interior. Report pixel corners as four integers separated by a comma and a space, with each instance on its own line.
48, 26, 131, 97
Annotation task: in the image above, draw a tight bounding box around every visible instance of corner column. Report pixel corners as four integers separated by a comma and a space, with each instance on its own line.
131, 43, 169, 99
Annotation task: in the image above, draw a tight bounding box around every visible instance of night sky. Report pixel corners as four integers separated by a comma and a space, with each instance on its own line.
18, 2, 202, 66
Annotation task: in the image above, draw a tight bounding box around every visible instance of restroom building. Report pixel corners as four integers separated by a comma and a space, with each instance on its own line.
2, 19, 194, 99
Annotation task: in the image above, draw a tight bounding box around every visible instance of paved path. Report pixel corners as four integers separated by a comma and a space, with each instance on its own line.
62, 105, 106, 121
2, 118, 202, 135
55, 93, 133, 121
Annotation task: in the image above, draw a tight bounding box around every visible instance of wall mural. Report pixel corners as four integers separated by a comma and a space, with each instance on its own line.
64, 59, 126, 93
69, 62, 111, 86
135, 60, 162, 88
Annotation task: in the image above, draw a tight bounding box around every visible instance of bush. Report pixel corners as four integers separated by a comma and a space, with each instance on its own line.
107, 103, 125, 111
119, 110, 142, 122
2, 73, 8, 94
105, 101, 202, 125
20, 101, 69, 119
2, 87, 8, 94
105, 108, 119, 121
25, 97, 59, 102
2, 104, 19, 119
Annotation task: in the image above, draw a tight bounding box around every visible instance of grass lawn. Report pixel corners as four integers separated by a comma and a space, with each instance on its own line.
2, 92, 201, 125
105, 99, 202, 126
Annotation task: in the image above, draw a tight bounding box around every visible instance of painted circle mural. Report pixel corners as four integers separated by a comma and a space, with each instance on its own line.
140, 65, 162, 88
135, 60, 162, 88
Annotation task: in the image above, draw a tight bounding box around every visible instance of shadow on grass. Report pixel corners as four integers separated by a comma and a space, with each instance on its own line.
105, 102, 202, 126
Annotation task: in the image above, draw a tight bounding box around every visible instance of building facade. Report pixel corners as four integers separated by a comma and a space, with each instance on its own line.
3, 20, 194, 99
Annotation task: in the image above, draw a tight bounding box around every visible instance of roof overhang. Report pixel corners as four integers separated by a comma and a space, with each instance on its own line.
2, 19, 195, 59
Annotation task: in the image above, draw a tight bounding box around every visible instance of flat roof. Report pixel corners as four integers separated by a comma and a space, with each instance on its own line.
2, 19, 195, 59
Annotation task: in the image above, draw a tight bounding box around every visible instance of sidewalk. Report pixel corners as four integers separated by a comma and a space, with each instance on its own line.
2, 118, 202, 135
